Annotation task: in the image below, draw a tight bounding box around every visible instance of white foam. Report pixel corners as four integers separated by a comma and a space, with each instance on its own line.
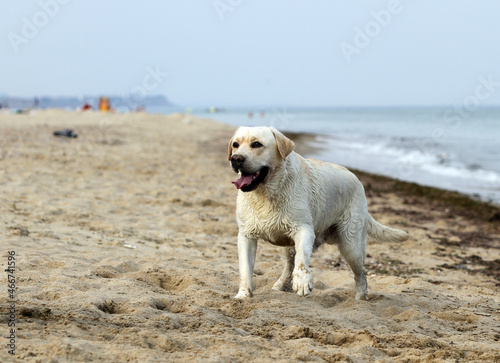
420, 163, 500, 183
314, 133, 500, 203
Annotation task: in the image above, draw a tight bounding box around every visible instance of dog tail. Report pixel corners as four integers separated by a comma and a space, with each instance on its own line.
368, 215, 409, 243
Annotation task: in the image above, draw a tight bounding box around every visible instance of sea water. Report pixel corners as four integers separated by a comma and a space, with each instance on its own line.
152, 106, 500, 204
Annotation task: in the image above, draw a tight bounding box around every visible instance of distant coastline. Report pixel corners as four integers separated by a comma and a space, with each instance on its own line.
0, 94, 171, 111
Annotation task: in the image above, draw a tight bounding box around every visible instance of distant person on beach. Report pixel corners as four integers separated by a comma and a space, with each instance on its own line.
81, 103, 92, 111
99, 97, 111, 112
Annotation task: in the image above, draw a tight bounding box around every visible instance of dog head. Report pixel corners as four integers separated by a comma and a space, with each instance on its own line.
228, 126, 295, 192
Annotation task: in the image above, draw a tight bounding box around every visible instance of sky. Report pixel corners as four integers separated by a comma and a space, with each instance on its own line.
1, 1, 500, 108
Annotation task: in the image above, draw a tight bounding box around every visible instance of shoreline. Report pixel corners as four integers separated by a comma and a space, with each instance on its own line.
197, 107, 500, 205
285, 130, 500, 219
7, 108, 499, 206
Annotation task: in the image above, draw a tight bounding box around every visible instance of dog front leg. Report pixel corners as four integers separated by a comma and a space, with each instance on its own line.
292, 225, 315, 296
235, 233, 257, 299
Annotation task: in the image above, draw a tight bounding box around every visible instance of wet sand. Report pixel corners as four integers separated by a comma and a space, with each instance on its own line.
1, 110, 499, 362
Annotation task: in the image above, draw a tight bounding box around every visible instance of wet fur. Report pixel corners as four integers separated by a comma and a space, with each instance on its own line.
229, 126, 409, 300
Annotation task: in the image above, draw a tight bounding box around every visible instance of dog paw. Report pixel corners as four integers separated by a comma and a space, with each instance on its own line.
355, 292, 369, 301
234, 289, 252, 299
292, 268, 313, 296
272, 278, 291, 292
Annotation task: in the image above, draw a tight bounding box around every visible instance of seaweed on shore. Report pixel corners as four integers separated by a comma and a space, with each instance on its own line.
319, 254, 424, 278
431, 230, 499, 249
353, 169, 500, 226
437, 255, 500, 286
364, 253, 424, 278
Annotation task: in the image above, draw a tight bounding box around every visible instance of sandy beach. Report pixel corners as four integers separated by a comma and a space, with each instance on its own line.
1, 110, 499, 362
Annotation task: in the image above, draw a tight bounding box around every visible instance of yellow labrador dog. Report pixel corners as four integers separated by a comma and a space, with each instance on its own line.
229, 126, 409, 300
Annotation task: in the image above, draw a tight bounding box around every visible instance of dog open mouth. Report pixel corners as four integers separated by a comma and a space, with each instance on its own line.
232, 166, 269, 192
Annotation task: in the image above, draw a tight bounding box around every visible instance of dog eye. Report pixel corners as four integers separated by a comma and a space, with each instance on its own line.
251, 141, 263, 148
232, 142, 239, 148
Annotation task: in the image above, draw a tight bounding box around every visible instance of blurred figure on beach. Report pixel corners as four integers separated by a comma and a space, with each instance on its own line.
81, 103, 92, 111
99, 97, 111, 112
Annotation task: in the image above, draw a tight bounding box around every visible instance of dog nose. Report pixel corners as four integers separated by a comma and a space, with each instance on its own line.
231, 154, 245, 164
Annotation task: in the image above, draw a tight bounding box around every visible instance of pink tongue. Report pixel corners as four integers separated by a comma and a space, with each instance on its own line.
232, 174, 255, 189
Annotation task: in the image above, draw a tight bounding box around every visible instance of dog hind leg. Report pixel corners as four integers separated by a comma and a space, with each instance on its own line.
338, 219, 369, 300
272, 246, 295, 291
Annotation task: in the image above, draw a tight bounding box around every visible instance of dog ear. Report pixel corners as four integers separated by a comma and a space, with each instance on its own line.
271, 128, 295, 160
228, 137, 234, 161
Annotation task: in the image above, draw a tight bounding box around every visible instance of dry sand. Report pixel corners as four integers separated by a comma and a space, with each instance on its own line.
1, 110, 499, 362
